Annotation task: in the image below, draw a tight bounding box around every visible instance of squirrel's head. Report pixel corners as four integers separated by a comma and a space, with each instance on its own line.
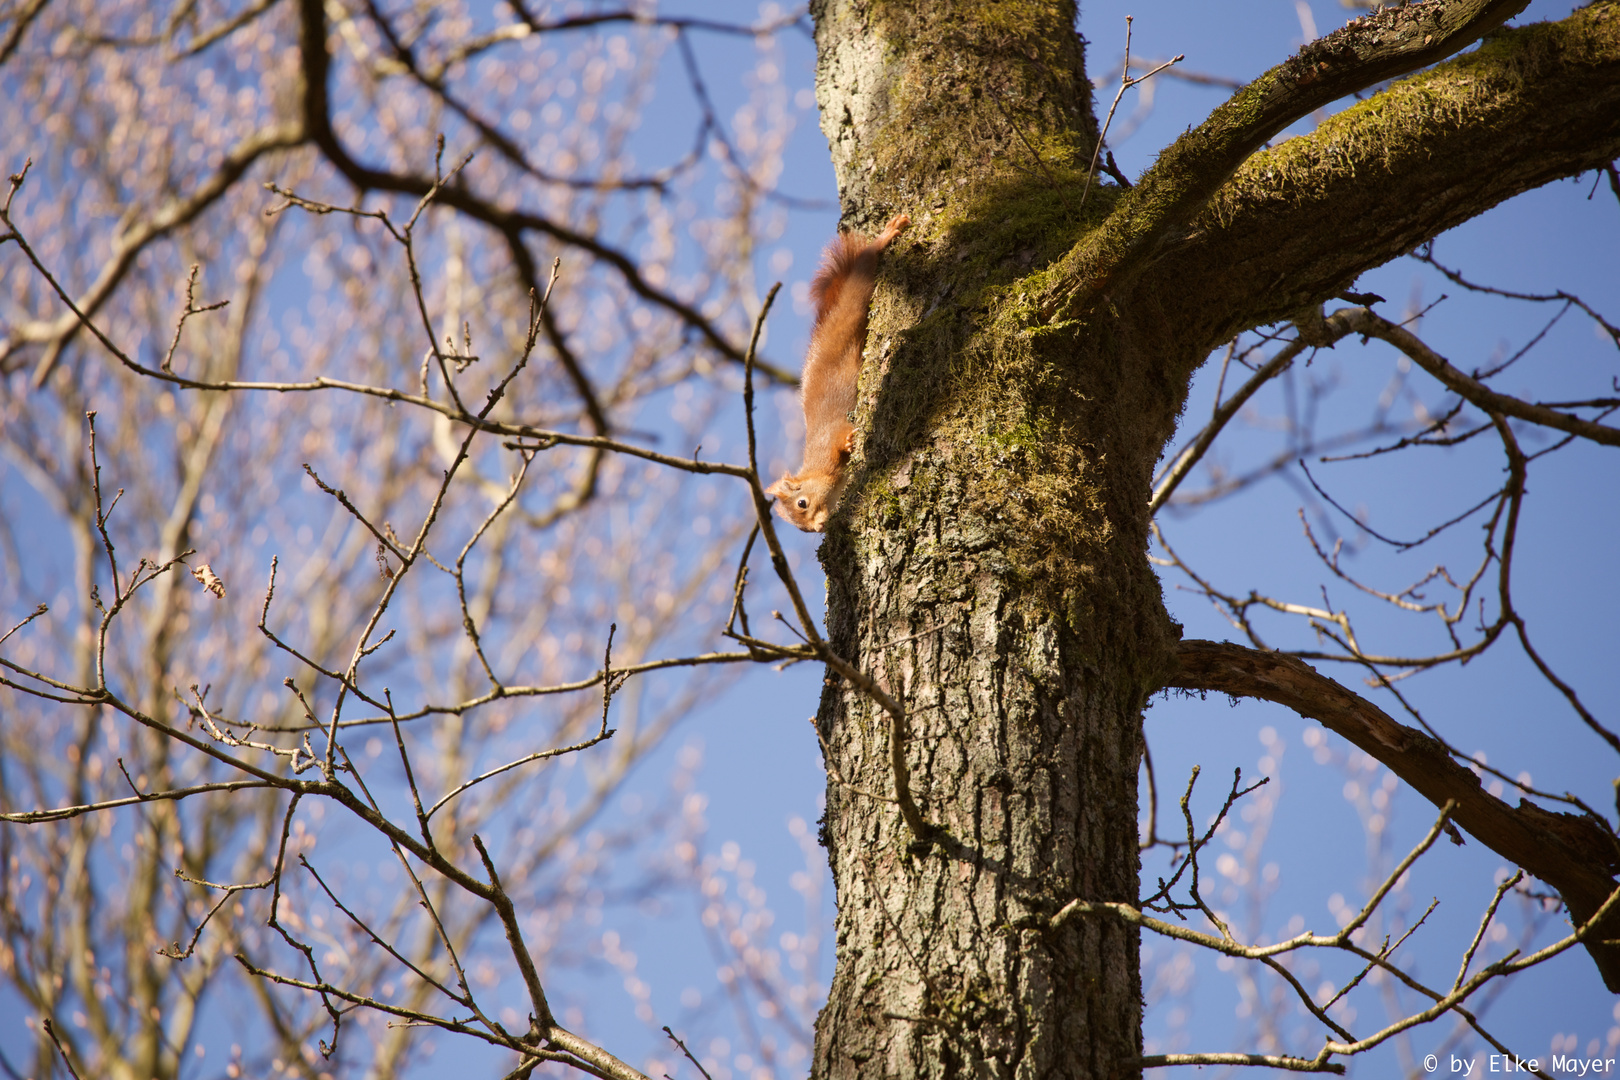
765, 472, 842, 533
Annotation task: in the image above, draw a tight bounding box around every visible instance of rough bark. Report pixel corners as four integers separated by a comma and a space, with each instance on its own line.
810, 3, 1175, 1077
806, 1, 1620, 1077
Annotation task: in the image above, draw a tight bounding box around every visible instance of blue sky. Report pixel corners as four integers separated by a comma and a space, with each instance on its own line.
2, 2, 1616, 1077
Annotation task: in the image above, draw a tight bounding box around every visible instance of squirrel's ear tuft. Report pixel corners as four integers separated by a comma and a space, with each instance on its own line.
764, 475, 792, 499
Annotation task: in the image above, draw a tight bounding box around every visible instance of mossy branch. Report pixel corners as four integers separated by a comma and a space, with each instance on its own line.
1042, 0, 1534, 322
1150, 1, 1620, 348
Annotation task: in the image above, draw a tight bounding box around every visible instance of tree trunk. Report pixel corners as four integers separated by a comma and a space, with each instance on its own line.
808, 3, 1180, 1076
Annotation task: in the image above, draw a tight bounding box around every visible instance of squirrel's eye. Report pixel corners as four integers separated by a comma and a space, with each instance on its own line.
797, 498, 809, 509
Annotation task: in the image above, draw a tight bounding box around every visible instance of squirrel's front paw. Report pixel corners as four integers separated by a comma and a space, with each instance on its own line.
842, 429, 858, 455
877, 214, 911, 248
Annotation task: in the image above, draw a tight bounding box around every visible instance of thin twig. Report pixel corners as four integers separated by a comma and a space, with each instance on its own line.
1455, 870, 1524, 993
662, 1026, 714, 1080
40, 1019, 85, 1080
1080, 17, 1182, 212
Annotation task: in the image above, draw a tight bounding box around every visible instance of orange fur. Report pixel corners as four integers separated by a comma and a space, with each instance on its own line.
767, 213, 910, 532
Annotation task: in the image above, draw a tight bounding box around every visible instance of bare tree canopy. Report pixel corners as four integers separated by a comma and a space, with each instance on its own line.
2, 0, 1617, 1078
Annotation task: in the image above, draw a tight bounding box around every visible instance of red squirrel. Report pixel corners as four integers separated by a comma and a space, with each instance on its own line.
767, 212, 910, 532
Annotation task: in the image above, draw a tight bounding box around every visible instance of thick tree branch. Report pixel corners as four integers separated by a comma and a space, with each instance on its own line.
1151, 1, 1620, 349
1166, 638, 1620, 991
1045, 0, 1534, 321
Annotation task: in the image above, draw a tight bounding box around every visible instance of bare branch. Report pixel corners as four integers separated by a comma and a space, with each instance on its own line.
39, 1018, 85, 1080
1342, 308, 1620, 447
1166, 638, 1620, 989
1080, 16, 1182, 212
1140, 1052, 1344, 1074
